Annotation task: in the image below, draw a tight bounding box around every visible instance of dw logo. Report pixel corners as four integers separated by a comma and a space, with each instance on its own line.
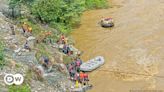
4, 74, 24, 85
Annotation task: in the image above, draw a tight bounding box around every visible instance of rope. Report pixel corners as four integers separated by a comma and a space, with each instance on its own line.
98, 69, 164, 79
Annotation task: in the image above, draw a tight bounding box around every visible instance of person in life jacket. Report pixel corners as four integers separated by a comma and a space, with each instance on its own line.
75, 80, 79, 88
83, 72, 89, 85
79, 72, 84, 83
22, 22, 33, 36
28, 27, 32, 33
22, 22, 28, 33
60, 34, 65, 44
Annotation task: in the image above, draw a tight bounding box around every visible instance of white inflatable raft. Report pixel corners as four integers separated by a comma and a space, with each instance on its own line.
80, 56, 105, 72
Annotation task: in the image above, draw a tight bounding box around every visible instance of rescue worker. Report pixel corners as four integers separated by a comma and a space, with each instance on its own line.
75, 80, 79, 88
83, 72, 89, 85
74, 72, 80, 82
68, 64, 73, 77
63, 43, 68, 54
60, 34, 65, 44
22, 22, 28, 34
28, 27, 32, 33
24, 41, 31, 51
79, 72, 84, 83
75, 58, 82, 72
22, 22, 33, 37
40, 56, 52, 71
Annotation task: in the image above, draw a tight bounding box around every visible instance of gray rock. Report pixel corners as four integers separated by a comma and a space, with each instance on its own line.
13, 52, 38, 65
27, 36, 36, 49
27, 36, 36, 41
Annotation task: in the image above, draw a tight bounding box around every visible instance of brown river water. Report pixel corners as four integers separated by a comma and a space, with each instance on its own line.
71, 0, 164, 92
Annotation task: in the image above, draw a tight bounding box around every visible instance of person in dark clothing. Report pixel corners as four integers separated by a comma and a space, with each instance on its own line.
24, 41, 31, 51
42, 56, 50, 68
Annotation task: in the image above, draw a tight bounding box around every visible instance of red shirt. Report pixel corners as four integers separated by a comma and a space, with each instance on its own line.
83, 73, 88, 79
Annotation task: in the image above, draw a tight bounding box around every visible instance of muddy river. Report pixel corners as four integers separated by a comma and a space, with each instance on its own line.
71, 0, 164, 92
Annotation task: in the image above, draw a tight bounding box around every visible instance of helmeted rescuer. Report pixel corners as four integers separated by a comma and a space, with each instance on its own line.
28, 27, 32, 33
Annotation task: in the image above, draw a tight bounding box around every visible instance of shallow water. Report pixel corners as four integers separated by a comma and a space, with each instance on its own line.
71, 0, 164, 92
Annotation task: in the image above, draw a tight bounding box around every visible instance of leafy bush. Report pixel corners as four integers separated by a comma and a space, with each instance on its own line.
9, 0, 108, 33
31, 0, 85, 33
8, 84, 31, 92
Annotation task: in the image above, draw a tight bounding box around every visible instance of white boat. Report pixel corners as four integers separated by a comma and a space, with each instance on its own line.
80, 56, 105, 72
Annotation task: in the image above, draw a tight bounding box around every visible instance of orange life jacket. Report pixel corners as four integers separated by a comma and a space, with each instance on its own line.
80, 72, 84, 79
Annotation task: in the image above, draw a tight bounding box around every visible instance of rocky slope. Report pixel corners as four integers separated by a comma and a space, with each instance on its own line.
0, 5, 72, 92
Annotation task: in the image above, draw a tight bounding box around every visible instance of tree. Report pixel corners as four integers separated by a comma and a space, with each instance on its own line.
31, 0, 85, 32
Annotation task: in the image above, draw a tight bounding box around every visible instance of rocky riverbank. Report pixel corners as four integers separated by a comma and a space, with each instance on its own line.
0, 5, 86, 91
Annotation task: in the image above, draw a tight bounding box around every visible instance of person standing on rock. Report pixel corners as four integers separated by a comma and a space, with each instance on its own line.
22, 22, 32, 37
24, 41, 31, 51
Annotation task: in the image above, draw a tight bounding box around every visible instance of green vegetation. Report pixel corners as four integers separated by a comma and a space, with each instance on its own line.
31, 0, 86, 33
0, 41, 5, 69
85, 0, 108, 9
8, 84, 31, 92
35, 43, 51, 60
9, 0, 108, 33
63, 55, 73, 65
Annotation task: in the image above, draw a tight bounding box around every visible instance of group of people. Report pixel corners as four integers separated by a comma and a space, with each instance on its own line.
67, 58, 89, 87
57, 34, 90, 87
20, 22, 91, 88
57, 34, 74, 56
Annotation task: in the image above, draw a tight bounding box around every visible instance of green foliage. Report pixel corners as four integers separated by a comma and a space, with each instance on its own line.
85, 0, 108, 9
9, 0, 21, 8
8, 84, 31, 92
0, 41, 5, 68
9, 0, 108, 33
35, 43, 51, 60
31, 0, 85, 33
63, 55, 73, 65
9, 0, 34, 8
